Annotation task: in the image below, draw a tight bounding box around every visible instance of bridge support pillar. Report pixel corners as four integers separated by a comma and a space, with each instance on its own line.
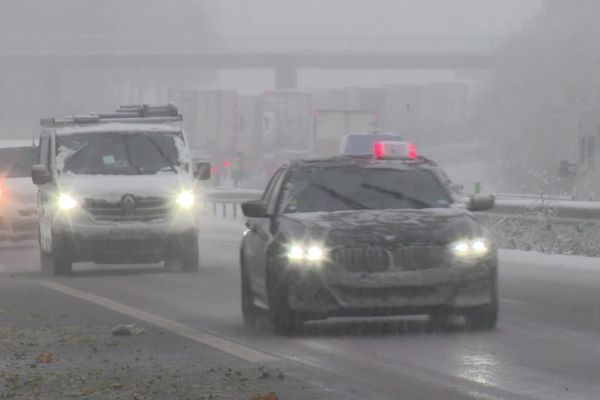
274, 65, 297, 89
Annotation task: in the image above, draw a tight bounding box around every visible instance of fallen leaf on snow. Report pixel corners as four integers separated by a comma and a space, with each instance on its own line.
36, 352, 54, 363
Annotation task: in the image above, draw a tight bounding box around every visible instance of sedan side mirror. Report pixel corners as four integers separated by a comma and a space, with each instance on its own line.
242, 200, 269, 218
468, 194, 495, 212
194, 162, 211, 181
31, 164, 51, 185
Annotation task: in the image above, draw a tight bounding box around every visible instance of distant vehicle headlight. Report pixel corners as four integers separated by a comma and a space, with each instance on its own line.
286, 243, 326, 264
58, 193, 78, 210
287, 245, 305, 261
175, 191, 195, 208
450, 238, 490, 257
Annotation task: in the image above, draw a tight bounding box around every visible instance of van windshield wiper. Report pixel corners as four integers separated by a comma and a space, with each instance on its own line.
146, 136, 177, 174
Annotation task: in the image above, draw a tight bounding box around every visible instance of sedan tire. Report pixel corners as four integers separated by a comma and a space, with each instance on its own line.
241, 263, 259, 328
464, 303, 498, 331
267, 264, 303, 335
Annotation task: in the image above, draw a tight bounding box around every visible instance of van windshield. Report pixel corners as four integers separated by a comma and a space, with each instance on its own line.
56, 132, 187, 175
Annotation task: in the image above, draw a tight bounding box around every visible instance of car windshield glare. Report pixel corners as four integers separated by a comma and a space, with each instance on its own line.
56, 131, 187, 176
280, 167, 451, 213
0, 147, 37, 178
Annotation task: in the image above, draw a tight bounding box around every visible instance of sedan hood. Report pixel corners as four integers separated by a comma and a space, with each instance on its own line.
58, 174, 193, 202
279, 208, 486, 246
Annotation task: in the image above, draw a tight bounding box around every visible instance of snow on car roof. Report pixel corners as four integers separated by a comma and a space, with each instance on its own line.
49, 122, 182, 136
288, 155, 439, 171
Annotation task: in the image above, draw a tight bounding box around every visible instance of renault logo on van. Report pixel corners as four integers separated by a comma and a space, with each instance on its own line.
121, 195, 136, 215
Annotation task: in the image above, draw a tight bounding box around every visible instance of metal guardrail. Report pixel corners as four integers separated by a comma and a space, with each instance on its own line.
202, 188, 600, 223
484, 198, 600, 224
494, 193, 574, 202
202, 189, 262, 219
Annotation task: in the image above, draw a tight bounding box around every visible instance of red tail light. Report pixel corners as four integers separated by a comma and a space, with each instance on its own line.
407, 142, 417, 159
373, 142, 385, 159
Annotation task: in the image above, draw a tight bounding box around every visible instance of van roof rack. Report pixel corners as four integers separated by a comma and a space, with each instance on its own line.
40, 103, 182, 127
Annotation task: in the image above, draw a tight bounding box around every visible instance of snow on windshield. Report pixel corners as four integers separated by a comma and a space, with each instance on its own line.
56, 131, 189, 176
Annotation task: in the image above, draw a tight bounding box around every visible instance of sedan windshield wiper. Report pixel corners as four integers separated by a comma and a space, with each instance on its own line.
361, 183, 433, 209
309, 183, 371, 210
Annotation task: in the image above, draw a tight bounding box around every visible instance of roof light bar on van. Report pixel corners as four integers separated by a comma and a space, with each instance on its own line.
117, 104, 180, 118
373, 141, 417, 160
40, 104, 182, 127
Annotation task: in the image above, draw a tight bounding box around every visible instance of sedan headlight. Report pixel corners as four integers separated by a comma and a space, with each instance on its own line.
58, 193, 78, 210
287, 245, 305, 261
450, 238, 490, 257
175, 191, 195, 208
286, 243, 326, 263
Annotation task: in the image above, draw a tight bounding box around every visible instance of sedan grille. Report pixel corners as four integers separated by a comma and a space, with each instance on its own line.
84, 197, 169, 222
394, 246, 447, 271
332, 248, 391, 273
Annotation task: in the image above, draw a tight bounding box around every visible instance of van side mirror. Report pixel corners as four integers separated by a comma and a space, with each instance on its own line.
242, 200, 269, 218
194, 162, 211, 180
31, 164, 51, 185
468, 194, 495, 212
559, 160, 576, 178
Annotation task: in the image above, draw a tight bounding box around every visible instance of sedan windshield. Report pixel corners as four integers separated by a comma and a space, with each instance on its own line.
0, 146, 37, 178
57, 132, 186, 175
281, 167, 451, 213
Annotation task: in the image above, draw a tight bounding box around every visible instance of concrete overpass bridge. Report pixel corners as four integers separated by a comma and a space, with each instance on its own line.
0, 34, 503, 135
1, 34, 502, 88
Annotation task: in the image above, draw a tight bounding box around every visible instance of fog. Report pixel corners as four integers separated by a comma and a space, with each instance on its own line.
215, 0, 542, 36
0, 0, 572, 194
478, 0, 600, 192
4, 3, 600, 399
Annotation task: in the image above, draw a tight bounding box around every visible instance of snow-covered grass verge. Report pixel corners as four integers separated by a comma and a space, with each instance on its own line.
478, 214, 600, 257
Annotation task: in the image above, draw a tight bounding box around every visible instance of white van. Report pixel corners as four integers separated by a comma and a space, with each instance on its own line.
31, 104, 211, 275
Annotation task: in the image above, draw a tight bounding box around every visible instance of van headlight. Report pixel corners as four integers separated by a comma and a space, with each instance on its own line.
450, 238, 490, 257
58, 193, 78, 210
175, 191, 195, 208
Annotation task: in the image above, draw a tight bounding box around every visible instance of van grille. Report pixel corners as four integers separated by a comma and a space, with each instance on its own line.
84, 197, 169, 222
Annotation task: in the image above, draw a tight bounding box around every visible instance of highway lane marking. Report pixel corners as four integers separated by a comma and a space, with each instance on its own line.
38, 280, 276, 364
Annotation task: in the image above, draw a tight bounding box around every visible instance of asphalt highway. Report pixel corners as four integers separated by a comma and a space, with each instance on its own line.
1, 218, 599, 400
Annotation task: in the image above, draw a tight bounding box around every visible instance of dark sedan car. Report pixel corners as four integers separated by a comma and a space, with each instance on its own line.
240, 145, 497, 334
